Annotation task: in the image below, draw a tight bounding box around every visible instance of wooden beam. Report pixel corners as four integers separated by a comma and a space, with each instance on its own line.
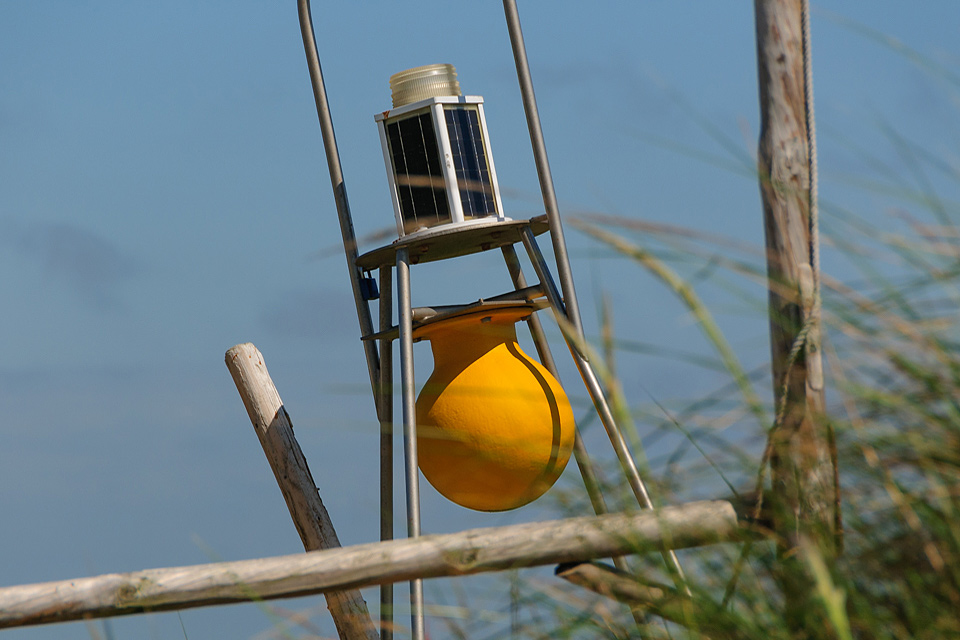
225, 343, 378, 640
557, 561, 671, 613
0, 500, 746, 629
557, 562, 754, 640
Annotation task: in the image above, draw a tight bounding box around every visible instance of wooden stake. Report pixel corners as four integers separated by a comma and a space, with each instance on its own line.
225, 343, 378, 640
0, 501, 746, 629
753, 0, 839, 629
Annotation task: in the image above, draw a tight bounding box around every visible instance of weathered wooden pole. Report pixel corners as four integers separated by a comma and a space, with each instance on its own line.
226, 343, 378, 640
753, 0, 840, 628
0, 501, 747, 629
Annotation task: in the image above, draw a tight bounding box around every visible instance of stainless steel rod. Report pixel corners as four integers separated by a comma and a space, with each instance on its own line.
502, 0, 583, 337
500, 246, 630, 568
377, 266, 394, 640
518, 230, 653, 500
500, 246, 558, 373
500, 245, 607, 516
519, 229, 690, 592
396, 248, 425, 640
297, 0, 381, 399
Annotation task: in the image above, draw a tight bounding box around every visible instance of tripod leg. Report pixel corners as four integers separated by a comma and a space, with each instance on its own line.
518, 230, 690, 593
500, 245, 651, 631
500, 245, 609, 517
377, 266, 394, 640
396, 248, 425, 639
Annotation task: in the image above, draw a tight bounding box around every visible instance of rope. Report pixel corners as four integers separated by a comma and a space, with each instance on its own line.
803, 0, 841, 550
801, 0, 820, 318
721, 320, 811, 607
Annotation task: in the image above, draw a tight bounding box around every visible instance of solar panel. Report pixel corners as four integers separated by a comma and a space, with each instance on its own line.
444, 107, 497, 218
386, 112, 450, 233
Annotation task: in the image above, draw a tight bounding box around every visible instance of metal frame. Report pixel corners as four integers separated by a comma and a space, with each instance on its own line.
297, 2, 687, 638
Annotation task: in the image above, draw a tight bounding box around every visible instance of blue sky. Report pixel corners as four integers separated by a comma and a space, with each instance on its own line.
2, 2, 959, 638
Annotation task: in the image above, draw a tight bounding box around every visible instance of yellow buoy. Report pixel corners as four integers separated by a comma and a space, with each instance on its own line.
414, 306, 575, 511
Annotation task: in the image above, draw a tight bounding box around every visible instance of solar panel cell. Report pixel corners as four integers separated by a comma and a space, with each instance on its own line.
445, 107, 497, 219
387, 112, 450, 232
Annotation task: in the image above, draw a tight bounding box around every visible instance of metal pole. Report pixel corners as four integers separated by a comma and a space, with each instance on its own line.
396, 248, 425, 640
503, 0, 687, 589
297, 0, 381, 398
500, 246, 608, 516
519, 228, 651, 506
500, 246, 650, 623
377, 266, 394, 640
500, 246, 558, 371
519, 229, 690, 592
502, 0, 583, 337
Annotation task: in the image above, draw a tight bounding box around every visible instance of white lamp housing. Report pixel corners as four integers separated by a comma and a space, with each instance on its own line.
376, 64, 506, 238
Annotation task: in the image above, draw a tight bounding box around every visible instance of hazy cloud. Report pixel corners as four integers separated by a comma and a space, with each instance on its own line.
1, 217, 143, 310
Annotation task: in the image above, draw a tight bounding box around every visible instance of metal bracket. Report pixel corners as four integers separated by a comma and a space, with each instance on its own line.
360, 276, 380, 301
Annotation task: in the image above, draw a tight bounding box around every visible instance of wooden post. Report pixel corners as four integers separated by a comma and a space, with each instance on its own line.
0, 501, 747, 629
225, 343, 378, 640
753, 0, 839, 627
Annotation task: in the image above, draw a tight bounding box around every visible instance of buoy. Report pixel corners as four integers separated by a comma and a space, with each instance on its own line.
414, 306, 575, 511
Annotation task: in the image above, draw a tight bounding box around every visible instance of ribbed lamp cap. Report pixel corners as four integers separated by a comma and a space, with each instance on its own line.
390, 64, 461, 108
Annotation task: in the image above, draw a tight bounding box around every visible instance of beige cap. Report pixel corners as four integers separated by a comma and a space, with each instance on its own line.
390, 63, 461, 108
